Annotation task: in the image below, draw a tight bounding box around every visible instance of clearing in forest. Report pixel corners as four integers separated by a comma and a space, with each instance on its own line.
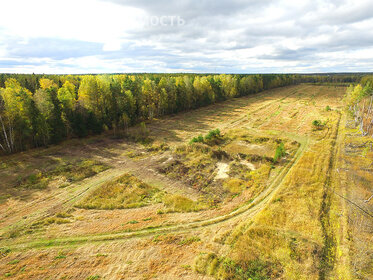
0, 84, 357, 280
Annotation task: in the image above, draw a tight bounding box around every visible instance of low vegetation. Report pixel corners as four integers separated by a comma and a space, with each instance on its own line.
194, 252, 277, 280
312, 119, 326, 130
75, 173, 162, 210
16, 159, 109, 189
162, 194, 207, 213
273, 142, 286, 163
190, 129, 222, 144
75, 173, 206, 213
160, 129, 298, 206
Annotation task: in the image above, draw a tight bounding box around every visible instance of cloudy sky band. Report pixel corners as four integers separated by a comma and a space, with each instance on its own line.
0, 0, 372, 73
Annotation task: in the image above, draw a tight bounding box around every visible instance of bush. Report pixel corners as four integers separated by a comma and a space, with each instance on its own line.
325, 105, 331, 111
190, 129, 221, 144
312, 119, 326, 130
205, 129, 221, 140
312, 120, 321, 126
190, 135, 204, 144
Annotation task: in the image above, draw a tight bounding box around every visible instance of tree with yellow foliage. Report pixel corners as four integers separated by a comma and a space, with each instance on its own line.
0, 79, 33, 152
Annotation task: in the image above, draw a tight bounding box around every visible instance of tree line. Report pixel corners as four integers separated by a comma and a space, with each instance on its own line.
0, 73, 364, 154
344, 76, 373, 136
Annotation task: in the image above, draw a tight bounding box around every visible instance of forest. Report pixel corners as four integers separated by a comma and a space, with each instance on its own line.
0, 73, 364, 154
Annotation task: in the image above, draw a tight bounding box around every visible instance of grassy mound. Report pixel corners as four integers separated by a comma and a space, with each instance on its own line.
75, 173, 162, 210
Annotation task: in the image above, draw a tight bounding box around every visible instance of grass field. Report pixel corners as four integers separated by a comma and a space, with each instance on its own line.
1, 84, 369, 280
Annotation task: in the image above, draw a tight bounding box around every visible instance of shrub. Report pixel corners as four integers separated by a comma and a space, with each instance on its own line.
312, 120, 322, 127
190, 129, 221, 144
205, 129, 221, 140
312, 119, 326, 130
190, 135, 204, 144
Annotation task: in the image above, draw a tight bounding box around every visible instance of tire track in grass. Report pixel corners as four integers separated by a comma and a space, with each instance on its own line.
319, 112, 341, 280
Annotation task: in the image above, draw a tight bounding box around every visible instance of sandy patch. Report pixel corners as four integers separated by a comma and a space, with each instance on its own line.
215, 162, 230, 180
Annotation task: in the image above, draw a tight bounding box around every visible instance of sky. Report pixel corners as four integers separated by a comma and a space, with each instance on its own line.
0, 0, 373, 74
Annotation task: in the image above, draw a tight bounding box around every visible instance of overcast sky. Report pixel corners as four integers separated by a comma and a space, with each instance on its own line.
0, 0, 373, 74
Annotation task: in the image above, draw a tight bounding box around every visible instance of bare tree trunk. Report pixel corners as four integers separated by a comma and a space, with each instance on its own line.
7, 115, 14, 151
0, 115, 11, 153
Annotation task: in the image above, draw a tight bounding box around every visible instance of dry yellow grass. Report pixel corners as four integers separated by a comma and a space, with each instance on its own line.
1, 85, 359, 280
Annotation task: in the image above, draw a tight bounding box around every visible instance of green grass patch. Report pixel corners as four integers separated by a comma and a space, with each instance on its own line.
273, 142, 286, 163
54, 252, 67, 259
86, 276, 100, 280
178, 236, 201, 246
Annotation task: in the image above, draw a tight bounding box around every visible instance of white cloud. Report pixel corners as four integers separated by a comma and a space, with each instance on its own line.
0, 0, 146, 43
0, 0, 373, 73
102, 40, 122, 52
